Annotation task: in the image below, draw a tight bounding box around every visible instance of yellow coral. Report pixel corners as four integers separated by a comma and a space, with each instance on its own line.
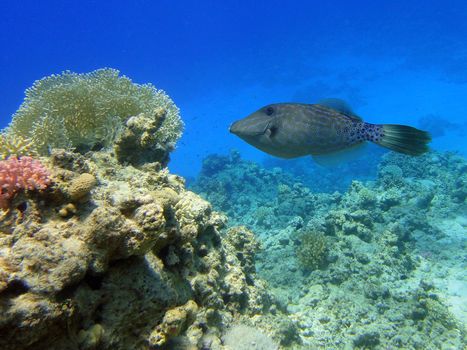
0, 133, 36, 159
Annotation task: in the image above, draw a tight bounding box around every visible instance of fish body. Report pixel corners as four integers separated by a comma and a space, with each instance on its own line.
229, 100, 431, 159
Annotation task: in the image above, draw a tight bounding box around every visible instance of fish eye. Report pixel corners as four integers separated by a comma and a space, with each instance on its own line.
265, 106, 274, 116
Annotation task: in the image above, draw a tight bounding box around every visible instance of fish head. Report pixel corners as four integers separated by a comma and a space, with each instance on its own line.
229, 104, 281, 148
230, 104, 301, 157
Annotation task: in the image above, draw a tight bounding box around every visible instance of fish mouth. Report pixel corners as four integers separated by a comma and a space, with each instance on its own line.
229, 121, 240, 134
229, 119, 270, 137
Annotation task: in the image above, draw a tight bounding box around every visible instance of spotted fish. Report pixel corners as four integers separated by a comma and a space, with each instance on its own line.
229, 99, 431, 161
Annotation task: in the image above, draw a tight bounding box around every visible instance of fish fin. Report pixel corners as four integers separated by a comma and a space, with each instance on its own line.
316, 98, 363, 121
374, 124, 431, 155
312, 142, 368, 168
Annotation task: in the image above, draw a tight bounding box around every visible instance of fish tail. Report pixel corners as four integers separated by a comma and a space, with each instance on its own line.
364, 123, 431, 155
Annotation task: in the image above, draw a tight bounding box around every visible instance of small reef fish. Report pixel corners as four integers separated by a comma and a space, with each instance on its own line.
229, 99, 431, 162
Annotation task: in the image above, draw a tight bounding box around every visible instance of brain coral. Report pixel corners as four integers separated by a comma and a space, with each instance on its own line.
5, 68, 183, 155
66, 173, 97, 201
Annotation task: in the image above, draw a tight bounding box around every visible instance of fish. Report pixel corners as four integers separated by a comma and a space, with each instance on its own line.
229, 98, 431, 162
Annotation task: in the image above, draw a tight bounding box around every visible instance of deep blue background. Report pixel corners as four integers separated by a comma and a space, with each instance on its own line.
1, 0, 467, 177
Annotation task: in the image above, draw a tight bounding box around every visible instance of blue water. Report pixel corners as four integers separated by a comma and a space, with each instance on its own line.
1, 0, 467, 178
1, 2, 466, 348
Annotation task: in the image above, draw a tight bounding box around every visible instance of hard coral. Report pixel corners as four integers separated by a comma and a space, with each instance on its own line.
0, 156, 50, 209
5, 68, 183, 156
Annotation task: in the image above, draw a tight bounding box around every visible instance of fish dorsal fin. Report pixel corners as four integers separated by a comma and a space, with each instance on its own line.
316, 98, 362, 121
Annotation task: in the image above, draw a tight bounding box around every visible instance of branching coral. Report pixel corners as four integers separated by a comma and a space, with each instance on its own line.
0, 133, 36, 159
0, 156, 51, 209
5, 68, 183, 155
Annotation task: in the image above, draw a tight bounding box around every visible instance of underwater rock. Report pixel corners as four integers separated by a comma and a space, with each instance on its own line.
148, 300, 198, 347
78, 323, 104, 349
353, 330, 380, 348
224, 226, 260, 276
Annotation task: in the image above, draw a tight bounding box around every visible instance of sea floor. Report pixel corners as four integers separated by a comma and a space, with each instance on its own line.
416, 214, 467, 326
192, 150, 467, 349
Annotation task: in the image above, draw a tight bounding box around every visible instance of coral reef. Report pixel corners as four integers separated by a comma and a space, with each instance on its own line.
2, 69, 465, 349
191, 150, 335, 228
261, 145, 387, 193
0, 148, 292, 350
192, 150, 467, 349
0, 76, 294, 349
5, 69, 183, 161
148, 300, 199, 347
114, 107, 176, 166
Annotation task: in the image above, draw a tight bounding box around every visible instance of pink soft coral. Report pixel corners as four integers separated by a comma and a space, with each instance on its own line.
0, 156, 51, 209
